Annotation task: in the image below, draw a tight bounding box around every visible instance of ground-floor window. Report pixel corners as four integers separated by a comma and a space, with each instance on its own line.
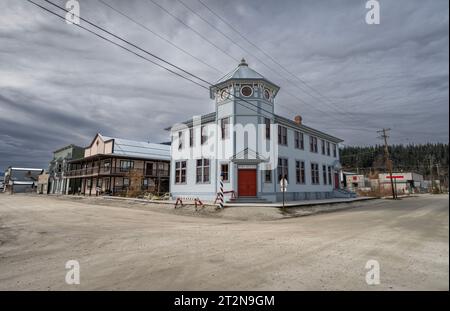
296, 160, 305, 184
328, 166, 332, 185
311, 163, 320, 185
220, 163, 229, 182
322, 165, 327, 185
175, 161, 186, 184
264, 170, 272, 183
123, 178, 129, 187
277, 158, 288, 181
196, 159, 210, 183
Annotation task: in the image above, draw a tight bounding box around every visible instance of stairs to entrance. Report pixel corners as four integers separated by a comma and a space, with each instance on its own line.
227, 197, 269, 204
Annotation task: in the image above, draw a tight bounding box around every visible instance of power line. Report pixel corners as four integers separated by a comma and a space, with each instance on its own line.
195, 0, 373, 127
97, 0, 222, 74
27, 0, 209, 90
27, 0, 288, 123
30, 0, 370, 141
146, 0, 366, 128
145, 0, 239, 63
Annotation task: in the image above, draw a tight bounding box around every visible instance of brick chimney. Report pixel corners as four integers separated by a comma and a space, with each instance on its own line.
294, 115, 302, 125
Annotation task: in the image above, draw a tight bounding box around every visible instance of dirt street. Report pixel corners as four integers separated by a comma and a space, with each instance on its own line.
0, 194, 448, 290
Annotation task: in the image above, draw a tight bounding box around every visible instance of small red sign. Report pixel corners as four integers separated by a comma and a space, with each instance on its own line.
387, 175, 404, 179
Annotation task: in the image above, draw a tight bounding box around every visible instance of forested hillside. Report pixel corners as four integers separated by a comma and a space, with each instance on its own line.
340, 143, 449, 180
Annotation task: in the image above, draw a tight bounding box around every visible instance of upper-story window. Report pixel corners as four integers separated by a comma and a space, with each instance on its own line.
264, 88, 271, 100
333, 143, 337, 158
178, 131, 184, 150
295, 131, 304, 149
326, 142, 331, 156
220, 117, 230, 140
241, 85, 253, 97
310, 136, 318, 153
189, 128, 194, 147
278, 125, 288, 146
265, 118, 271, 140
119, 160, 134, 172
321, 139, 326, 155
201, 126, 208, 145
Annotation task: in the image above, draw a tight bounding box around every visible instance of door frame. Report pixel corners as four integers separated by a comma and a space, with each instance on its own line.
237, 168, 257, 197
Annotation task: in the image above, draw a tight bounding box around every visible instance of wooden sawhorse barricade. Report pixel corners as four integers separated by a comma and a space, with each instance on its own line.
174, 197, 205, 211
213, 190, 236, 205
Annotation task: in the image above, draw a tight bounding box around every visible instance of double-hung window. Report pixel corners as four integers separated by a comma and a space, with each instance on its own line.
265, 118, 271, 140
278, 125, 288, 146
322, 165, 327, 185
311, 163, 320, 184
295, 131, 304, 149
189, 128, 194, 147
310, 136, 318, 153
328, 166, 332, 185
277, 158, 289, 181
201, 126, 208, 145
178, 131, 184, 150
296, 160, 305, 184
196, 159, 210, 183
220, 117, 230, 140
175, 161, 186, 184
220, 163, 229, 182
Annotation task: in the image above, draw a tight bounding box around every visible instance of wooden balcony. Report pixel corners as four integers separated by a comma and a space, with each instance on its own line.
66, 167, 169, 178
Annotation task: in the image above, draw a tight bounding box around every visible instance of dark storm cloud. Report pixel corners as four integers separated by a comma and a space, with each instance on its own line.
0, 0, 448, 170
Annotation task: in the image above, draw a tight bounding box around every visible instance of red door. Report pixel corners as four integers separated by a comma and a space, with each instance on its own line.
238, 169, 257, 197
334, 173, 340, 189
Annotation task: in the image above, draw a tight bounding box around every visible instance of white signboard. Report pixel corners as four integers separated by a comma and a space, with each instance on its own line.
280, 178, 288, 192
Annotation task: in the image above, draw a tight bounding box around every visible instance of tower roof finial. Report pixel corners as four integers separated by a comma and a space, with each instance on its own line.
239, 58, 248, 66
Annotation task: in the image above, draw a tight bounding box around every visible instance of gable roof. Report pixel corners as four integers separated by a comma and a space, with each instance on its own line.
100, 134, 170, 161
231, 148, 268, 164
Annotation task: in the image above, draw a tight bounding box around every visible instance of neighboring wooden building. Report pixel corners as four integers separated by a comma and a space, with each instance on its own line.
65, 134, 170, 196
37, 172, 50, 194
3, 167, 44, 193
48, 144, 84, 195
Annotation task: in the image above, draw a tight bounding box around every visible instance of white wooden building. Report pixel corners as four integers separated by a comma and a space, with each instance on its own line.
168, 59, 343, 203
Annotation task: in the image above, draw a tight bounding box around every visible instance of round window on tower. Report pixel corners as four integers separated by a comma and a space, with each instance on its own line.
241, 85, 253, 97
264, 89, 271, 100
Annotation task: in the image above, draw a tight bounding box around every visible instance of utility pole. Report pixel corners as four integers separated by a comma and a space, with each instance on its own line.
377, 128, 396, 199
428, 155, 434, 192
436, 163, 441, 193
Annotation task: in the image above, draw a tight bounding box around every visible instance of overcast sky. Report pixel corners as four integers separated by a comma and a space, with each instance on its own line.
0, 0, 448, 171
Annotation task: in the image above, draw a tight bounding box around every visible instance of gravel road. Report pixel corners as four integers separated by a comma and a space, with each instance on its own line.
0, 193, 448, 290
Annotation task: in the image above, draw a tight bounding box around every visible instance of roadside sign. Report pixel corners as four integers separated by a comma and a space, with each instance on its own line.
280, 178, 288, 192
